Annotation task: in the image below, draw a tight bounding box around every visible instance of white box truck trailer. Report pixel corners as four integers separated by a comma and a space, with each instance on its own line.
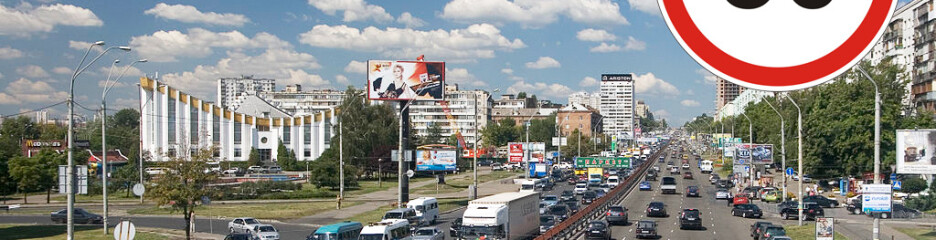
458, 192, 540, 240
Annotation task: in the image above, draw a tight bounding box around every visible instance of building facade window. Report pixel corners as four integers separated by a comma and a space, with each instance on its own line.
283, 125, 291, 144
324, 120, 331, 145
234, 122, 242, 144
304, 148, 311, 157
190, 106, 198, 144
213, 115, 220, 143
258, 149, 271, 161
168, 98, 176, 144
304, 124, 312, 144
234, 148, 242, 157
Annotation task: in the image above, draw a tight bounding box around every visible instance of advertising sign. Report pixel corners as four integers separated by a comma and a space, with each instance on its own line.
367, 60, 445, 101
390, 150, 414, 162
861, 184, 892, 213
896, 129, 936, 174
416, 150, 457, 171
737, 144, 773, 164
659, 0, 898, 91
528, 142, 546, 163
551, 137, 567, 147
723, 147, 735, 158
815, 217, 834, 240
575, 157, 631, 168
58, 165, 88, 194
508, 142, 523, 163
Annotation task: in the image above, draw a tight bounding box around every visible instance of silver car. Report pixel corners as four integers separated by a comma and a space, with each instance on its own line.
413, 227, 444, 240
715, 189, 732, 200
251, 224, 280, 240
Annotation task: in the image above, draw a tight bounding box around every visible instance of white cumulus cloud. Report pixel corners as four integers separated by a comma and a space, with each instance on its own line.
576, 28, 617, 42
0, 78, 69, 105
0, 3, 102, 37
680, 99, 700, 107
16, 65, 49, 78
0, 46, 23, 59
447, 68, 487, 87
441, 0, 629, 28
525, 56, 561, 69
308, 0, 394, 22
299, 24, 525, 62
696, 69, 718, 85
590, 43, 621, 53
507, 80, 574, 99
653, 109, 670, 119
579, 76, 598, 87
344, 60, 367, 74
634, 72, 679, 95
144, 3, 251, 27
627, 0, 661, 16
397, 12, 426, 28
624, 36, 647, 51
52, 67, 71, 75
130, 28, 291, 62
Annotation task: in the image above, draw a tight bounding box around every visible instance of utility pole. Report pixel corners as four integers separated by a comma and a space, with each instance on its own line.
787, 94, 804, 226
857, 66, 882, 240
338, 118, 343, 209
765, 100, 786, 200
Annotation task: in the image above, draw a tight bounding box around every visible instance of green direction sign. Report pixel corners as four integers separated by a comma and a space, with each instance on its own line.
575, 157, 631, 168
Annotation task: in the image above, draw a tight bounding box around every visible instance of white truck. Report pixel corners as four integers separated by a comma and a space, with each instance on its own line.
457, 192, 540, 240
661, 177, 677, 194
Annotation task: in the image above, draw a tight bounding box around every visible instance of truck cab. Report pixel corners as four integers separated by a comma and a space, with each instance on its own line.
359, 219, 412, 240
519, 180, 537, 192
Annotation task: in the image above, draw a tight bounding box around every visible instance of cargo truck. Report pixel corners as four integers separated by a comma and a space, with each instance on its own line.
457, 192, 540, 240
529, 162, 548, 178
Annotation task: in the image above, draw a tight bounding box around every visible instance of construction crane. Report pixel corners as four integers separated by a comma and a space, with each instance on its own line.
439, 101, 472, 157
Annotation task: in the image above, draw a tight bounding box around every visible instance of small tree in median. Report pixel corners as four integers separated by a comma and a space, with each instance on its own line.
248, 147, 261, 167
149, 147, 217, 240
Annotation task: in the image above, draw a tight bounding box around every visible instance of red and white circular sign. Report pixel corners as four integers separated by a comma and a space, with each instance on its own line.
659, 0, 898, 91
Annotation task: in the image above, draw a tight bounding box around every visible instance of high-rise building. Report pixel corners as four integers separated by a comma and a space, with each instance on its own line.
715, 77, 745, 119
865, 0, 920, 113
408, 85, 493, 146
217, 75, 276, 109
635, 100, 649, 118
911, 0, 936, 112
599, 74, 635, 138
568, 92, 601, 111
260, 84, 344, 116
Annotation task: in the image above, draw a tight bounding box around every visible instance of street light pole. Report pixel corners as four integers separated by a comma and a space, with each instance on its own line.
740, 111, 753, 187
67, 42, 126, 240
338, 118, 343, 209
765, 100, 786, 200
101, 57, 144, 234
857, 66, 882, 240
787, 94, 804, 226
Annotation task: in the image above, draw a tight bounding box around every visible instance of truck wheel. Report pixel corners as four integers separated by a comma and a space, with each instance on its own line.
783, 213, 789, 219
743, 212, 747, 218
853, 209, 861, 215
731, 210, 736, 216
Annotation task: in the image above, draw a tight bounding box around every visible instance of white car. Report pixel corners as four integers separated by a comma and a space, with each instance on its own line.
247, 166, 264, 173
715, 189, 732, 200
251, 224, 280, 240
229, 217, 262, 233
222, 167, 242, 175
413, 227, 444, 240
144, 167, 168, 175
682, 164, 690, 170
607, 176, 620, 188
574, 183, 588, 195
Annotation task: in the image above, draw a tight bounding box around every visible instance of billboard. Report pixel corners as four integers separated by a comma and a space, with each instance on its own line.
416, 150, 457, 171
367, 60, 445, 101
508, 142, 523, 163
723, 147, 735, 158
736, 144, 774, 165
896, 129, 936, 174
528, 142, 546, 163
861, 184, 892, 213
815, 218, 834, 240
575, 157, 631, 168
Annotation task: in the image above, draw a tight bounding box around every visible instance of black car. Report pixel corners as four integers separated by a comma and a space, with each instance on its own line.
477, 160, 494, 166
758, 226, 787, 240
731, 204, 762, 218
846, 197, 862, 214
686, 186, 700, 197
750, 221, 773, 238
227, 233, 253, 240
582, 191, 597, 204
716, 179, 734, 189
548, 204, 570, 221
753, 224, 775, 240
635, 220, 658, 239
539, 215, 557, 234
872, 203, 923, 219
564, 200, 580, 213
449, 217, 462, 237
646, 170, 658, 181
585, 221, 611, 240
802, 195, 839, 208
560, 190, 575, 202
777, 201, 798, 214
678, 209, 702, 230
50, 208, 102, 224
646, 202, 667, 217
781, 202, 824, 220
543, 179, 555, 191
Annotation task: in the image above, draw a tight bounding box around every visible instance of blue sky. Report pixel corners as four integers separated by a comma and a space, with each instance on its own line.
0, 0, 753, 125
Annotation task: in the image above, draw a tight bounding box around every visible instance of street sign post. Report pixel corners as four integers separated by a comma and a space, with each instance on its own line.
114, 220, 135, 240
893, 181, 902, 190
890, 173, 897, 182
861, 184, 892, 213
786, 167, 795, 176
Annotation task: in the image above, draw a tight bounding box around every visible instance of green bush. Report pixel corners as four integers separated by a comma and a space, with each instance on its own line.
905, 194, 936, 212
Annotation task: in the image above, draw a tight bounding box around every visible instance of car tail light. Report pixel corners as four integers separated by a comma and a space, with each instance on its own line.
607, 212, 611, 216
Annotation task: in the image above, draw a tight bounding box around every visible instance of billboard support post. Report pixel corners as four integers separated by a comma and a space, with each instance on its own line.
398, 101, 412, 206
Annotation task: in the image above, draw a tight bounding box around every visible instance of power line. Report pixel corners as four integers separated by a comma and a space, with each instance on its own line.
0, 101, 67, 119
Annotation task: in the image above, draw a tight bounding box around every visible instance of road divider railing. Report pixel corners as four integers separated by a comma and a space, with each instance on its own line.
536, 143, 671, 240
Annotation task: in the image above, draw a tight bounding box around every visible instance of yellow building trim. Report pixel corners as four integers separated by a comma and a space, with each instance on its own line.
273, 118, 282, 127
246, 116, 253, 125
223, 109, 231, 119
257, 118, 269, 126
234, 113, 242, 123
139, 77, 155, 90
179, 93, 189, 104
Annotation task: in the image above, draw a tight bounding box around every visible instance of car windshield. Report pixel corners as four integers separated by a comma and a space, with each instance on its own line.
358, 234, 385, 240
649, 202, 664, 208
576, 184, 587, 188
638, 221, 654, 229
550, 206, 567, 214
682, 211, 700, 218
244, 219, 259, 224
384, 212, 403, 219
765, 228, 786, 236
540, 216, 555, 223
662, 178, 676, 185
544, 196, 558, 201
688, 186, 698, 191
584, 192, 596, 197
609, 206, 625, 212
562, 191, 573, 196
588, 222, 606, 229
415, 229, 435, 236
258, 226, 275, 232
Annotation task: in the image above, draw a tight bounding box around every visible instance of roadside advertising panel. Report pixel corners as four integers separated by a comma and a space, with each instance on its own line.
508, 142, 523, 163
723, 147, 735, 158
415, 150, 457, 171
366, 60, 445, 101
528, 142, 546, 163
861, 184, 892, 213
736, 144, 774, 165
896, 129, 936, 174
815, 217, 834, 240
575, 157, 631, 168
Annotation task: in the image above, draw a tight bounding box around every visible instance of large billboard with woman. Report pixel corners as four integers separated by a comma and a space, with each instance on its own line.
367, 60, 445, 101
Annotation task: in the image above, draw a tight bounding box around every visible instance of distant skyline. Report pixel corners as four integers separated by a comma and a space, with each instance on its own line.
1, 0, 906, 125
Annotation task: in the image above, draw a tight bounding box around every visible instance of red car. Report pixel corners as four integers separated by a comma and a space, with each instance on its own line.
682, 172, 693, 179
733, 196, 750, 205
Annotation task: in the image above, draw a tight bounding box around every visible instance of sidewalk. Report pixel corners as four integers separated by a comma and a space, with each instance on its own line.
288, 168, 521, 226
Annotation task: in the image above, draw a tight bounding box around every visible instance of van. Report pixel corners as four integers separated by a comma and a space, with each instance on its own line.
607, 176, 620, 189
700, 160, 713, 174
358, 219, 412, 240
307, 221, 363, 240
520, 180, 537, 192
382, 208, 422, 228
406, 197, 439, 225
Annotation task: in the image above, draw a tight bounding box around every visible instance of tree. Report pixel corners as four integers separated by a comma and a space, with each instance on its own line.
308, 158, 358, 189
8, 156, 42, 204
481, 118, 521, 147
247, 148, 261, 167
111, 164, 138, 198
901, 178, 928, 194
516, 92, 527, 99
420, 124, 445, 146
149, 147, 217, 240
529, 113, 556, 149
276, 142, 298, 170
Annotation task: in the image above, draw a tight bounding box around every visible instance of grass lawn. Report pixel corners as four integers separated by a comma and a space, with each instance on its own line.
0, 224, 167, 240
896, 227, 936, 240
784, 224, 849, 240
127, 201, 360, 221
50, 190, 140, 202
413, 171, 519, 195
